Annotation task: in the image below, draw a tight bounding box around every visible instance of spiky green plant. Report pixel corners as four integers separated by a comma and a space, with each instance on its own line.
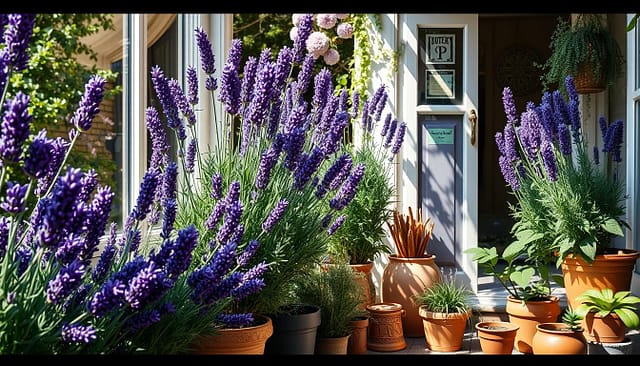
412, 278, 471, 314
575, 288, 640, 329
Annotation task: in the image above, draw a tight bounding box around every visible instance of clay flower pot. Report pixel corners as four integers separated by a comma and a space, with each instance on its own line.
532, 322, 587, 354
475, 321, 519, 354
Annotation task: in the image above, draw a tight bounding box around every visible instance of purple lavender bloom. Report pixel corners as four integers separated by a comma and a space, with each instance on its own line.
205, 200, 226, 231
132, 168, 160, 221
383, 118, 398, 148
70, 75, 105, 131
267, 99, 281, 137
124, 308, 162, 333
320, 110, 348, 156
89, 277, 127, 316
246, 62, 276, 127
321, 213, 333, 228
46, 259, 85, 305
217, 313, 255, 329
607, 119, 624, 162
160, 198, 177, 240
314, 95, 339, 143
188, 241, 238, 305
93, 237, 116, 282
519, 110, 542, 161
0, 216, 8, 260
296, 54, 315, 97
380, 113, 392, 138
293, 147, 325, 190
283, 127, 306, 171
273, 47, 293, 99
237, 239, 260, 267
552, 90, 570, 129
124, 262, 171, 310
240, 56, 258, 105
155, 224, 198, 279
162, 161, 178, 203
329, 163, 366, 210
185, 138, 197, 173
15, 245, 31, 276
2, 14, 35, 71
169, 78, 196, 125
329, 155, 353, 191
541, 140, 558, 182
593, 146, 600, 165
34, 137, 69, 196
369, 85, 388, 122
391, 122, 407, 156
231, 265, 267, 301
495, 131, 505, 156
538, 101, 555, 142
54, 233, 85, 265
62, 283, 92, 313
61, 323, 97, 344
327, 214, 346, 235
565, 75, 579, 104
312, 68, 332, 115
151, 66, 182, 133
186, 65, 199, 105
78, 169, 98, 202
262, 199, 288, 233
255, 145, 281, 190
216, 200, 243, 245
598, 116, 608, 143
210, 172, 223, 200
316, 154, 351, 199
284, 105, 307, 134
499, 155, 520, 191
568, 98, 581, 143
1, 181, 28, 214
227, 38, 243, 71
293, 14, 314, 64
85, 186, 114, 254
502, 87, 518, 124
38, 167, 83, 247
195, 27, 216, 75
503, 122, 518, 162
145, 107, 169, 170
23, 129, 52, 179
350, 91, 360, 119
557, 123, 572, 155
338, 88, 349, 113
218, 62, 242, 115
0, 91, 32, 162
224, 181, 241, 205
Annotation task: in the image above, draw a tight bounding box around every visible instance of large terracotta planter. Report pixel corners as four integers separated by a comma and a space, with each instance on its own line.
264, 304, 321, 355
381, 254, 442, 337
192, 314, 273, 355
561, 249, 640, 310
418, 307, 471, 352
475, 321, 519, 354
505, 295, 561, 354
351, 262, 377, 310
531, 322, 587, 354
582, 312, 627, 343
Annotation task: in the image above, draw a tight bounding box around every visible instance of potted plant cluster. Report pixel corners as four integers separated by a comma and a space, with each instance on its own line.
413, 274, 473, 352
381, 206, 442, 337
491, 75, 639, 312
574, 288, 640, 344
538, 13, 624, 95
295, 263, 366, 354
326, 85, 406, 309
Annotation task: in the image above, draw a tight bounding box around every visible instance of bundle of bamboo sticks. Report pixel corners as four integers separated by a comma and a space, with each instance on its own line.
387, 206, 435, 258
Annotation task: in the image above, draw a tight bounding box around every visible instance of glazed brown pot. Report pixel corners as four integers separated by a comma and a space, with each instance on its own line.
531, 322, 587, 354
475, 321, 519, 354
381, 254, 442, 337
505, 295, 562, 354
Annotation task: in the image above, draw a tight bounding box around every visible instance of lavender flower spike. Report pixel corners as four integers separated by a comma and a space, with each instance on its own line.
195, 27, 216, 75
0, 91, 32, 162
61, 323, 97, 345
0, 181, 29, 214
71, 75, 106, 131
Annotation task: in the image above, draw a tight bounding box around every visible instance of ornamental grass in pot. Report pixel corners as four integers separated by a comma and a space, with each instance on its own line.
381, 206, 442, 337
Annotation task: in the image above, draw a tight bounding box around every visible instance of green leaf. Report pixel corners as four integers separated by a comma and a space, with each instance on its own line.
577, 238, 597, 263
627, 14, 639, 32
509, 267, 534, 289
502, 241, 525, 262
514, 229, 544, 245
602, 218, 624, 237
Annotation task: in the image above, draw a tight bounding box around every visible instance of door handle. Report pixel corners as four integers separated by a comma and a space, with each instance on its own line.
469, 109, 477, 146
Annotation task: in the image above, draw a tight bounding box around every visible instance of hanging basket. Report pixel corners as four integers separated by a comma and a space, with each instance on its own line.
574, 62, 606, 94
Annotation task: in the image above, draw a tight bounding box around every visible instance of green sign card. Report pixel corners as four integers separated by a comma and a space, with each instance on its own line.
427, 128, 454, 145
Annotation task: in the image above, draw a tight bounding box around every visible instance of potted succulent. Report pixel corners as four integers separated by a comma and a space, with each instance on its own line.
381, 206, 442, 337
413, 276, 473, 352
538, 13, 624, 95
574, 288, 640, 343
491, 76, 639, 313
295, 264, 366, 354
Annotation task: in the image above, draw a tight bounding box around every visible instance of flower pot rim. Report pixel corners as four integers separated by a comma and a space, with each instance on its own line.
475, 321, 520, 332
536, 322, 584, 333
506, 294, 560, 304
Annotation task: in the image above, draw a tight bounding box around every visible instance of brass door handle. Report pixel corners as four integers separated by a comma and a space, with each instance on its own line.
469, 109, 477, 146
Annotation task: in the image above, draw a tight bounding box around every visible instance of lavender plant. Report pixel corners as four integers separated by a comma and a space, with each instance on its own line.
467, 75, 626, 301
0, 13, 259, 354
147, 14, 406, 322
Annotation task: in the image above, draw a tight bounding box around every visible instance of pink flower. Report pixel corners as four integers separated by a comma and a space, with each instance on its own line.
292, 14, 305, 27
316, 14, 337, 30
323, 48, 340, 66
336, 22, 353, 39
289, 26, 298, 41
335, 14, 349, 20
306, 31, 330, 58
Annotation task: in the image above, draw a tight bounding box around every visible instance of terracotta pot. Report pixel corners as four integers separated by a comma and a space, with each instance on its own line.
347, 316, 369, 354
418, 307, 471, 352
381, 254, 441, 337
315, 334, 351, 354
192, 314, 273, 355
366, 302, 407, 352
351, 262, 377, 310
531, 322, 587, 354
475, 321, 519, 354
505, 295, 561, 354
582, 312, 627, 343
